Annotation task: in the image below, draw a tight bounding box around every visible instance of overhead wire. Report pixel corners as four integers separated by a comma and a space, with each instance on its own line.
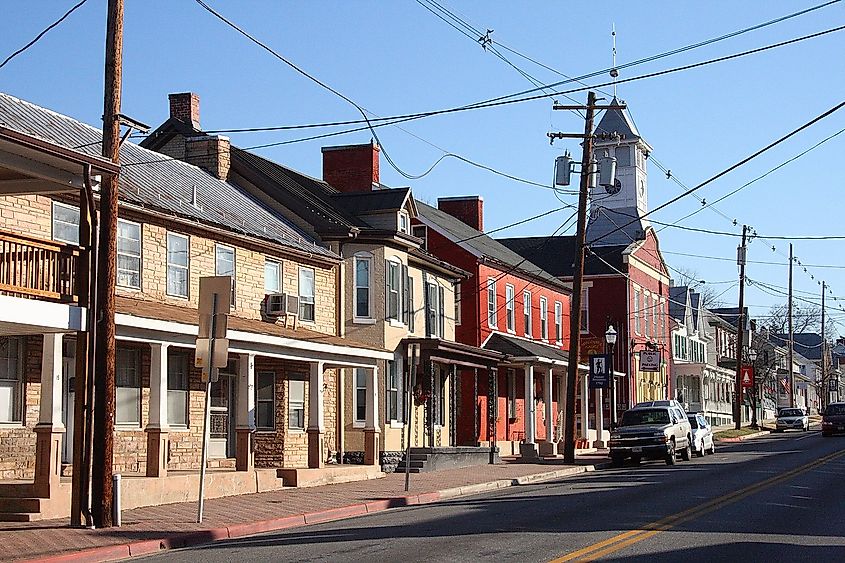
0, 0, 90, 71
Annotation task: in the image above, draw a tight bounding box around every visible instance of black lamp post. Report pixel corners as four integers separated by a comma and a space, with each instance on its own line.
606, 325, 618, 428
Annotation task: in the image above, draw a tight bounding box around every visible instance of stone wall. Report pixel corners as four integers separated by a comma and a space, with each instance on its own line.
0, 335, 42, 479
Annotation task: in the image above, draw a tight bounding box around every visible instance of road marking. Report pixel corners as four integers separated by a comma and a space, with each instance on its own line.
550, 448, 845, 562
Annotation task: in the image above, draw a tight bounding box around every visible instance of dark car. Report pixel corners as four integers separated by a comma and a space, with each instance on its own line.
821, 402, 845, 437
609, 400, 693, 467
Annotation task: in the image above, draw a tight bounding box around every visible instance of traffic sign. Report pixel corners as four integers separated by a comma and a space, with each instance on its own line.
740, 366, 754, 388
588, 354, 612, 389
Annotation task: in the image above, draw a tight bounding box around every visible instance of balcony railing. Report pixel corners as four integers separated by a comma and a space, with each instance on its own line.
0, 230, 81, 303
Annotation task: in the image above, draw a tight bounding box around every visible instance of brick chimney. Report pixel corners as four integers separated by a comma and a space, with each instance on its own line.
169, 92, 201, 129
321, 142, 379, 193
437, 196, 484, 232
186, 135, 230, 180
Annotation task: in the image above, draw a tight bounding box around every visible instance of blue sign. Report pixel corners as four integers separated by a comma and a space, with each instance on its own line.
589, 354, 612, 389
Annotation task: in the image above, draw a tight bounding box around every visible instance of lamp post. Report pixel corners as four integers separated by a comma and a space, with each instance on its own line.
748, 347, 759, 429
606, 325, 618, 428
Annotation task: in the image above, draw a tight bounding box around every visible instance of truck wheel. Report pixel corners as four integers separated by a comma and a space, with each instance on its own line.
665, 439, 676, 466
681, 438, 692, 461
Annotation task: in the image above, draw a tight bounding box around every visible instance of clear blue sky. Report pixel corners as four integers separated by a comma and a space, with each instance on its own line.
1, 1, 844, 333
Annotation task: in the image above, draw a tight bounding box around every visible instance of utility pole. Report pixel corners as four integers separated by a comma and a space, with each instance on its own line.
821, 280, 826, 412
734, 225, 748, 430
91, 0, 123, 529
788, 243, 795, 408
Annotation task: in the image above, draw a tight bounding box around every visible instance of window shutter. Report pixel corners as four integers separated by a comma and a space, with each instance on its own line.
401, 263, 409, 325
408, 276, 415, 332
385, 259, 390, 320
438, 285, 445, 337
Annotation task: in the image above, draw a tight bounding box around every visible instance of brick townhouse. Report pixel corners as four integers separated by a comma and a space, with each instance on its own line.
0, 92, 391, 521
142, 96, 503, 472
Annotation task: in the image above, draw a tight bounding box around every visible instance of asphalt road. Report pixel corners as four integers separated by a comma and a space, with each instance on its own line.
137, 428, 845, 562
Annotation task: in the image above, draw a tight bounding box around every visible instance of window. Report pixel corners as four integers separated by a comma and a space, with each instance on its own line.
634, 289, 641, 334
652, 297, 659, 339
398, 212, 410, 234
454, 282, 461, 326
386, 361, 400, 422
616, 145, 631, 167
555, 301, 563, 343
523, 291, 532, 336
406, 274, 415, 331
427, 282, 438, 337
256, 372, 275, 430
166, 233, 189, 298
660, 299, 666, 342
487, 279, 497, 328
540, 297, 548, 340
355, 368, 367, 423
116, 219, 141, 289
507, 369, 517, 419
215, 244, 235, 304
644, 295, 651, 338
506, 284, 515, 332
412, 225, 427, 250
354, 255, 372, 319
580, 288, 589, 333
386, 260, 400, 321
0, 337, 23, 423
52, 201, 79, 245
288, 379, 305, 430
115, 347, 141, 426
264, 260, 281, 293
298, 267, 315, 322
167, 352, 189, 427
438, 285, 446, 338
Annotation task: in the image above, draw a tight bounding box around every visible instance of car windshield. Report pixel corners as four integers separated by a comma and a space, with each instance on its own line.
779, 409, 803, 417
687, 416, 699, 429
825, 404, 845, 416
621, 409, 670, 426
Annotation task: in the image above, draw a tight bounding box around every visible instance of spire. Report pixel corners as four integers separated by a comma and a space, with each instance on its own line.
594, 97, 640, 141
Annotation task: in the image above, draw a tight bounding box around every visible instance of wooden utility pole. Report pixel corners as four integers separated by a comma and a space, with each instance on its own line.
562, 91, 597, 463
734, 225, 748, 430
788, 244, 795, 408
91, 0, 123, 529
821, 280, 826, 411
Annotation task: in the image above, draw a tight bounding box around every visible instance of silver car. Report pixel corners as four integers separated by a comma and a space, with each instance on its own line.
687, 413, 715, 456
775, 407, 809, 432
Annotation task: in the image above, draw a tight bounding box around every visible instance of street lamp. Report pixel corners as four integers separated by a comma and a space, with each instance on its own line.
748, 347, 759, 428
606, 325, 618, 428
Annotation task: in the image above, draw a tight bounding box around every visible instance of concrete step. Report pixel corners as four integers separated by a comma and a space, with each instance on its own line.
0, 483, 36, 498
0, 497, 42, 513
0, 512, 37, 522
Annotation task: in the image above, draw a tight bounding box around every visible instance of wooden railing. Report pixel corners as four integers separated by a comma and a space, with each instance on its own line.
0, 230, 81, 303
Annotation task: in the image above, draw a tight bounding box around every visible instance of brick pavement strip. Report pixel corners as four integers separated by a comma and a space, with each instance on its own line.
6, 458, 609, 563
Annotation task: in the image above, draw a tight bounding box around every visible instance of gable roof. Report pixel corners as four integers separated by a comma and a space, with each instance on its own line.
594, 96, 641, 141
668, 286, 689, 322
710, 307, 751, 331
0, 92, 334, 259
415, 201, 568, 291
771, 332, 823, 361
586, 206, 649, 247
498, 235, 628, 278
332, 188, 412, 216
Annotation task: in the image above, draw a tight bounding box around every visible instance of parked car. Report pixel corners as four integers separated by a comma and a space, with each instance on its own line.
687, 413, 715, 456
821, 402, 845, 437
609, 400, 693, 467
774, 407, 809, 432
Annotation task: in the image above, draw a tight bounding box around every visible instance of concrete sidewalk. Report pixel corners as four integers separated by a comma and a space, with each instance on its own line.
4, 454, 610, 563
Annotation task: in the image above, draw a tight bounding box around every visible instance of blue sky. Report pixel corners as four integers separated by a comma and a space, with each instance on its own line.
1, 1, 844, 332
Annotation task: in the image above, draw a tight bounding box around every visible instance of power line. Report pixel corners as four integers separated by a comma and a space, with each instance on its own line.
0, 0, 90, 71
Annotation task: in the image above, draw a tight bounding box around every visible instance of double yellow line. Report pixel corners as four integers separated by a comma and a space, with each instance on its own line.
552, 448, 845, 562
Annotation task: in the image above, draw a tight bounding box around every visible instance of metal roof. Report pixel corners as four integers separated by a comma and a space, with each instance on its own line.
594, 96, 641, 140
498, 235, 628, 278
586, 206, 647, 247
0, 92, 335, 259
483, 332, 570, 363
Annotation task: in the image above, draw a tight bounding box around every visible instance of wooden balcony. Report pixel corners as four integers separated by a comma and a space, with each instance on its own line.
0, 230, 81, 303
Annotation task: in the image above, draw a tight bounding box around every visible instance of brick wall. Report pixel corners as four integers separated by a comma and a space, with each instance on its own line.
0, 335, 41, 479
0, 194, 53, 240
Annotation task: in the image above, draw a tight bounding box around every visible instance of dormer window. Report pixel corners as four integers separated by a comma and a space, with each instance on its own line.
398, 211, 410, 234
412, 224, 428, 250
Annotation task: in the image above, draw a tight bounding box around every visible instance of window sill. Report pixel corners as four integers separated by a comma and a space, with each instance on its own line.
288, 428, 306, 434
353, 317, 377, 325
388, 319, 406, 328
0, 421, 25, 429
506, 329, 516, 335
299, 319, 316, 325
164, 425, 190, 433
389, 420, 405, 429
117, 285, 142, 292
115, 424, 143, 431
166, 294, 190, 301
352, 421, 366, 429
255, 428, 276, 434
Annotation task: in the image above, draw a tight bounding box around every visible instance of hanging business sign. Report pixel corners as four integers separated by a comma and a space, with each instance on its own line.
588, 354, 612, 389
740, 365, 754, 388
639, 350, 660, 372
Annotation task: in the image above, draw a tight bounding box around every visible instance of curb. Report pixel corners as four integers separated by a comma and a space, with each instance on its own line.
716, 430, 770, 443
25, 461, 609, 563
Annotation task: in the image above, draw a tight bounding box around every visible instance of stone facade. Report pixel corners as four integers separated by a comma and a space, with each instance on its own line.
0, 335, 42, 480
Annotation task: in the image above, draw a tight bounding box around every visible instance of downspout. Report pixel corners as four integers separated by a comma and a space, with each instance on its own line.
81, 165, 98, 529
335, 239, 346, 464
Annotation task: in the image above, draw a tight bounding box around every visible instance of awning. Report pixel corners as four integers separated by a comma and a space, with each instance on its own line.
402, 337, 503, 370
483, 332, 577, 369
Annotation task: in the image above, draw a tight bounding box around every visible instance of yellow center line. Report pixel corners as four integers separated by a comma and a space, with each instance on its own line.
551, 449, 845, 562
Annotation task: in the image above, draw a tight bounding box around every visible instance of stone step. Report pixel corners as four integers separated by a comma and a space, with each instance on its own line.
0, 512, 36, 522
0, 483, 36, 499
0, 497, 42, 514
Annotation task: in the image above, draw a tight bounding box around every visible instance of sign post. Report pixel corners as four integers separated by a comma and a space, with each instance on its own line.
195, 276, 231, 524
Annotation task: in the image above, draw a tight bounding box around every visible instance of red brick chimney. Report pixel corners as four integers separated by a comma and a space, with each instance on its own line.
169, 92, 201, 129
321, 142, 379, 193
437, 196, 484, 232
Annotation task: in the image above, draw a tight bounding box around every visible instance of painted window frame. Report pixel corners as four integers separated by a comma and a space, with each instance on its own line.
554, 301, 563, 344
523, 291, 532, 337
287, 378, 305, 431
354, 368, 367, 426
507, 369, 517, 419
580, 288, 589, 334
487, 278, 497, 328
386, 360, 402, 423
166, 232, 190, 299
505, 284, 515, 332
215, 243, 236, 305
386, 259, 401, 322
644, 294, 651, 338
0, 336, 24, 424
298, 267, 316, 322
255, 371, 275, 430
115, 347, 141, 427
540, 297, 548, 341
51, 201, 80, 245
454, 282, 461, 326
116, 218, 142, 290
406, 273, 415, 332
166, 351, 189, 428
354, 253, 373, 321
633, 288, 641, 335
264, 259, 281, 293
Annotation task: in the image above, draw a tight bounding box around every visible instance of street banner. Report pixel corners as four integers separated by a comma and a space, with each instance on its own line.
740, 365, 754, 388
639, 350, 660, 372
589, 354, 612, 389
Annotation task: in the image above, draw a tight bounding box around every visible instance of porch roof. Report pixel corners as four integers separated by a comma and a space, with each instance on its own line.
402, 337, 503, 370
483, 333, 571, 368
115, 296, 392, 366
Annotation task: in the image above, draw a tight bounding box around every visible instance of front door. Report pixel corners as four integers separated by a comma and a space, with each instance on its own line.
61, 340, 76, 464
209, 371, 237, 458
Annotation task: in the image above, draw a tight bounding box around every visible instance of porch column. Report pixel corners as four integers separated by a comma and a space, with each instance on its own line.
34, 333, 64, 498
520, 364, 538, 458
594, 387, 606, 449
145, 343, 170, 477
539, 368, 557, 456
580, 369, 590, 447
556, 370, 567, 450
307, 361, 325, 469
364, 365, 380, 466
235, 353, 256, 471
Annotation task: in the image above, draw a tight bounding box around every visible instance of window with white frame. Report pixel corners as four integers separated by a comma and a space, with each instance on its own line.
256, 372, 275, 430
354, 368, 367, 423
51, 201, 80, 245
298, 267, 315, 322
580, 288, 589, 333
659, 299, 666, 342
115, 347, 141, 426
288, 378, 305, 430
406, 273, 415, 331
386, 360, 401, 422
652, 296, 658, 338
540, 297, 548, 340
166, 351, 189, 427
264, 260, 281, 293
116, 219, 141, 289
507, 369, 517, 419
555, 301, 563, 343
386, 260, 400, 321
398, 211, 410, 234
166, 233, 189, 298
523, 291, 532, 336
505, 284, 515, 332
634, 289, 641, 334
644, 295, 651, 337
426, 281, 439, 337
487, 278, 497, 328
215, 244, 236, 304
354, 254, 372, 319
0, 337, 23, 423
437, 285, 445, 338
454, 282, 461, 326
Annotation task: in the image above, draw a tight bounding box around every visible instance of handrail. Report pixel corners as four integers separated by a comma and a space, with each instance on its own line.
0, 229, 81, 303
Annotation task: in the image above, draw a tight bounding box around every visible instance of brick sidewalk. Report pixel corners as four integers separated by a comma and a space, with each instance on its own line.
2, 455, 609, 563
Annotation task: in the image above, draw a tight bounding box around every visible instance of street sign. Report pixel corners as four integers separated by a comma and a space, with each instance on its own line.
639, 350, 660, 372
740, 366, 754, 388
588, 354, 612, 389
198, 275, 232, 314
195, 338, 229, 371
198, 313, 228, 339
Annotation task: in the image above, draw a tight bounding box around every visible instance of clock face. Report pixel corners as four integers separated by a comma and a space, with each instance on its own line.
605, 179, 622, 195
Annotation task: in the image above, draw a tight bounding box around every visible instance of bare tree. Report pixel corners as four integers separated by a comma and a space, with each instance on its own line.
672, 267, 726, 309
762, 302, 834, 338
